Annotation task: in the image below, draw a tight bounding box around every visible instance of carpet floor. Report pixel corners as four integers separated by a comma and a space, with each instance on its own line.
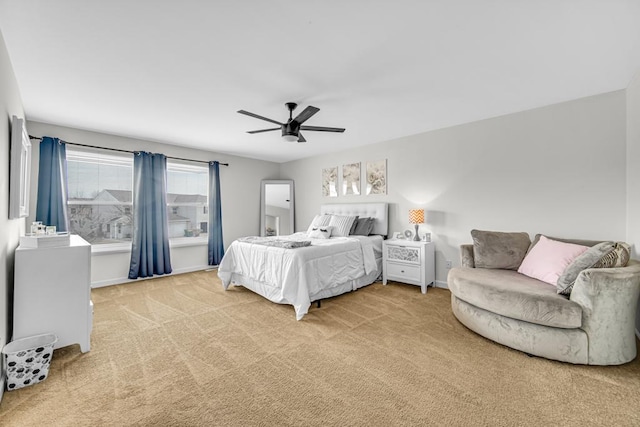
1, 270, 639, 426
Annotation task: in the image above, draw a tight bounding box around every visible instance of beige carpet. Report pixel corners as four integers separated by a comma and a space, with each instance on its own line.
1, 270, 639, 426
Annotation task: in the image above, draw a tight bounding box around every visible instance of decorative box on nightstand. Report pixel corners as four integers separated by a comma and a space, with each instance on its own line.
382, 239, 435, 294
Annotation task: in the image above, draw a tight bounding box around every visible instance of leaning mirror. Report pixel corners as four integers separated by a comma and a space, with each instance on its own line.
9, 116, 31, 219
260, 180, 294, 236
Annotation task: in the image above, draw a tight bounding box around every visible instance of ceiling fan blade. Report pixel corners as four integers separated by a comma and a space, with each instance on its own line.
298, 133, 306, 143
237, 110, 282, 126
292, 106, 320, 125
247, 127, 281, 134
300, 125, 345, 133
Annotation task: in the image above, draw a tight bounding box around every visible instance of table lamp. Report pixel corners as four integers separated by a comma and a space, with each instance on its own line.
409, 209, 424, 241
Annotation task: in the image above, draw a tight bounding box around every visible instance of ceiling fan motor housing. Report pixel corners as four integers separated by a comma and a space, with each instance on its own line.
282, 121, 300, 138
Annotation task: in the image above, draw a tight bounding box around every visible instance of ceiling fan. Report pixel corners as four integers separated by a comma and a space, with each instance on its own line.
238, 102, 345, 143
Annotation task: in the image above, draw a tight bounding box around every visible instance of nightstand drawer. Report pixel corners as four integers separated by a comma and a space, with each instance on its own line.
386, 262, 421, 282
386, 245, 421, 264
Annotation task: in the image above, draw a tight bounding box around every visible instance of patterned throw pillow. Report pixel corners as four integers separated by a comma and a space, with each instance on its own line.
309, 226, 332, 239
306, 214, 331, 234
592, 242, 631, 268
328, 215, 357, 237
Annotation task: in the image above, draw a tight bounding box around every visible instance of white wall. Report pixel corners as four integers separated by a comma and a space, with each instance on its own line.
26, 121, 280, 286
0, 28, 25, 402
281, 91, 628, 286
626, 71, 640, 334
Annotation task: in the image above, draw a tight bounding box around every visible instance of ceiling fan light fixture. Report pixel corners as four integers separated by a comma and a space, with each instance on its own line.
282, 134, 298, 142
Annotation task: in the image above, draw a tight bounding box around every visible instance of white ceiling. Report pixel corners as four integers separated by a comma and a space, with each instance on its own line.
1, 1, 639, 163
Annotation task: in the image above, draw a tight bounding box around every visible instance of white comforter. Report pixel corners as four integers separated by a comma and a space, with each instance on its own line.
217, 233, 378, 320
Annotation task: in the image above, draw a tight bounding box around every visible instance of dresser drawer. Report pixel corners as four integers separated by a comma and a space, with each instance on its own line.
386, 262, 421, 282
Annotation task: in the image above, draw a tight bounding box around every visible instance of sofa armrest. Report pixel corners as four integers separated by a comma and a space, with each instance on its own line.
569, 260, 640, 365
460, 244, 475, 268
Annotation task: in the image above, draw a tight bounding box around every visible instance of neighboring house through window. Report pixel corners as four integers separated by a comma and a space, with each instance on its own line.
166, 161, 208, 238
66, 148, 133, 245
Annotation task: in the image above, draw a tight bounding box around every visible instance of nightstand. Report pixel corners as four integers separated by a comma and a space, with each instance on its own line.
382, 239, 435, 294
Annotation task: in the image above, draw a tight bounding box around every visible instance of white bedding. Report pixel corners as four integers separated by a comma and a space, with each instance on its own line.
217, 232, 382, 320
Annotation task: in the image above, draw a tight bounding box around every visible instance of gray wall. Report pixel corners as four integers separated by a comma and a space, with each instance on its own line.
627, 72, 640, 335
281, 91, 628, 287
27, 121, 280, 286
0, 29, 25, 401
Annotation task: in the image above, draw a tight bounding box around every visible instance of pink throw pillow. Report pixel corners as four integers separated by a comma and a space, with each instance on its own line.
517, 236, 588, 286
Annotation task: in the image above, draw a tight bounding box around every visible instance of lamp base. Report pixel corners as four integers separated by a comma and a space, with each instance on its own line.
413, 224, 421, 241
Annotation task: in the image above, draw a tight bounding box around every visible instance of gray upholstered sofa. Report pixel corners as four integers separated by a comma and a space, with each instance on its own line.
448, 237, 640, 365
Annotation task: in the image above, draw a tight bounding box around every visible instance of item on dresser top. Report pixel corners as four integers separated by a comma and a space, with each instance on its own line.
19, 231, 70, 248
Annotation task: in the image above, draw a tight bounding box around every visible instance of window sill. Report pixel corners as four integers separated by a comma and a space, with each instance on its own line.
91, 242, 132, 255
169, 236, 208, 248
90, 237, 207, 255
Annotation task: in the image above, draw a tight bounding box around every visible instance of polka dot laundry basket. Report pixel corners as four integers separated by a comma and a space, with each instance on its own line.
3, 333, 58, 391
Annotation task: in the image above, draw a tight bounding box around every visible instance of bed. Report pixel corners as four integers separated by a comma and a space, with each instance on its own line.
217, 203, 388, 320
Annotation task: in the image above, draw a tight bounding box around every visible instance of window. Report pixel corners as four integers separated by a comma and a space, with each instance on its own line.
66, 148, 133, 244
66, 149, 208, 244
166, 161, 208, 239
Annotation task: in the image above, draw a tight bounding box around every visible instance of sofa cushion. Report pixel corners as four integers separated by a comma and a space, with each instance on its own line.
517, 236, 588, 286
448, 267, 583, 328
471, 229, 531, 270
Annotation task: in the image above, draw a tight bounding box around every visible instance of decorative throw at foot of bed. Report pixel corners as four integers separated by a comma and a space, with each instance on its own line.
217, 202, 388, 320
237, 236, 311, 249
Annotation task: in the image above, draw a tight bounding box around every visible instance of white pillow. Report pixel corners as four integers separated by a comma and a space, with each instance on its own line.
306, 214, 331, 234
309, 226, 332, 239
328, 215, 357, 237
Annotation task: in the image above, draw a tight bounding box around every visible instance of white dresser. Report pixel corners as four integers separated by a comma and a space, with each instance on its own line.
382, 239, 435, 294
14, 235, 92, 352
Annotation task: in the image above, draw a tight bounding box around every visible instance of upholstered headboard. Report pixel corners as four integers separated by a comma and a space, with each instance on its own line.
320, 203, 388, 236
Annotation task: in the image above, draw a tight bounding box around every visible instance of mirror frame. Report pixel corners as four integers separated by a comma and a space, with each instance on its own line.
9, 116, 31, 219
260, 179, 294, 237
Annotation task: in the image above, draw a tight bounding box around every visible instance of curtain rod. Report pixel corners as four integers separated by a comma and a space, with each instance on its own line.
28, 135, 230, 166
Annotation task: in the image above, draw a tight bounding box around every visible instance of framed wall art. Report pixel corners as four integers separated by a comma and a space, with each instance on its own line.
366, 159, 386, 195
342, 162, 360, 196
322, 166, 338, 197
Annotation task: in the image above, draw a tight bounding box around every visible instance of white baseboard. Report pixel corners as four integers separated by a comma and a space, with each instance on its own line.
91, 264, 211, 288
434, 280, 449, 289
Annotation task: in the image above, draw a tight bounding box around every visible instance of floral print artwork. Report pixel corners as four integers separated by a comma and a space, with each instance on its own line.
366, 160, 386, 195
342, 163, 361, 196
322, 167, 338, 197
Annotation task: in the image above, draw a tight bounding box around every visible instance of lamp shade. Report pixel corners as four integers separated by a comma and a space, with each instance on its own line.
409, 209, 424, 224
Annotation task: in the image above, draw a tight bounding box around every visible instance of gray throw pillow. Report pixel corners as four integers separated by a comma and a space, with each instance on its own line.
471, 229, 531, 270
351, 217, 375, 236
557, 242, 614, 295
348, 216, 360, 235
